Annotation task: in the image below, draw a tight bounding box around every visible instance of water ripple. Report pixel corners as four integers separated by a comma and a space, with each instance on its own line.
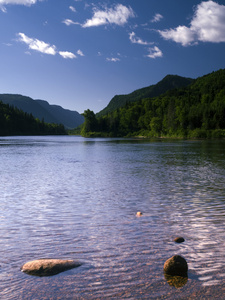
1, 137, 225, 299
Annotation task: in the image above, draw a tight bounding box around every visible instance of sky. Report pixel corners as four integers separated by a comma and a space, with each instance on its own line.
0, 0, 225, 113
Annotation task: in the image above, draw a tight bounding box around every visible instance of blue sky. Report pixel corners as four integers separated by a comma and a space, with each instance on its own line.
0, 0, 225, 113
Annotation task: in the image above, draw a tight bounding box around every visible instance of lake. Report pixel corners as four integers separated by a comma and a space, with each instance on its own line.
1, 136, 225, 299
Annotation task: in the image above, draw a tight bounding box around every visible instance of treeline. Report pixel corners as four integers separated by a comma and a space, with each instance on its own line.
0, 101, 67, 136
81, 69, 225, 139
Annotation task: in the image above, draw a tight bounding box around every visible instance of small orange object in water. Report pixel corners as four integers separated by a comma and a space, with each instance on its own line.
136, 211, 143, 216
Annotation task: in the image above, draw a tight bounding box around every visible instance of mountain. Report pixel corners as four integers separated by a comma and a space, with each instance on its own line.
97, 75, 194, 117
0, 101, 67, 136
0, 94, 84, 129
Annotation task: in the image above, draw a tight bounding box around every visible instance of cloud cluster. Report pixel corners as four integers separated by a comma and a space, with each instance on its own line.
82, 4, 134, 28
159, 0, 225, 46
129, 31, 163, 59
6, 0, 225, 64
128, 11, 164, 59
17, 33, 82, 59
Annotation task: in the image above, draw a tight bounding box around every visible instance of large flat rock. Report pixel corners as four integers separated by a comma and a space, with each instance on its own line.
21, 259, 81, 277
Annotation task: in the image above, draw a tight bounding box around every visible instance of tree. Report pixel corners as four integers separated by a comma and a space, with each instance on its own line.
81, 109, 98, 135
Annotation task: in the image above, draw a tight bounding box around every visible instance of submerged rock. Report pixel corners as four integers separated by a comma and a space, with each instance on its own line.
164, 255, 188, 276
164, 273, 188, 288
174, 237, 185, 243
21, 259, 82, 277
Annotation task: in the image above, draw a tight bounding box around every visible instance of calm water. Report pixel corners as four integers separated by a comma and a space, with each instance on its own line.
1, 136, 225, 299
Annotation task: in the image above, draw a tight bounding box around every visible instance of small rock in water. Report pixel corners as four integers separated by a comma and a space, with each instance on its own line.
164, 255, 188, 276
174, 237, 185, 243
136, 211, 143, 217
21, 259, 82, 277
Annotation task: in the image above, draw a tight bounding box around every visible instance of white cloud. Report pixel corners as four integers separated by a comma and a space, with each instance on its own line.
77, 49, 84, 56
146, 46, 163, 59
151, 13, 163, 23
0, 0, 41, 11
159, 1, 225, 46
160, 25, 196, 46
191, 0, 225, 43
82, 4, 134, 28
17, 32, 77, 59
106, 57, 120, 62
0, 0, 37, 4
17, 32, 57, 55
69, 6, 76, 13
59, 51, 76, 59
62, 19, 79, 26
129, 32, 153, 45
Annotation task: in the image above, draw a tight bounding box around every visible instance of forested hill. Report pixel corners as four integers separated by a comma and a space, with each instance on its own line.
0, 94, 84, 129
0, 101, 67, 136
97, 75, 193, 117
81, 68, 225, 139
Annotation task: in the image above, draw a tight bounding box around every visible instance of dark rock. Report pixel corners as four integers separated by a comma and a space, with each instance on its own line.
21, 259, 81, 277
174, 237, 185, 243
164, 255, 188, 276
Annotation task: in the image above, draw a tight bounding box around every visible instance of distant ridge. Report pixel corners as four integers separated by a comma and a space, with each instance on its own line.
97, 75, 194, 117
0, 94, 84, 129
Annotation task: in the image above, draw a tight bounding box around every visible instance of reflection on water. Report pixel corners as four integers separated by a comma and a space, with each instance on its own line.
164, 274, 188, 289
1, 136, 225, 299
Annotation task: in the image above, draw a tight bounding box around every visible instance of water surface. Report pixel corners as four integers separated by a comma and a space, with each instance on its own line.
1, 136, 225, 299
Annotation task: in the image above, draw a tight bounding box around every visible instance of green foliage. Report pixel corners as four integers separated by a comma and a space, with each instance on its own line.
81, 109, 98, 136
0, 101, 67, 136
81, 68, 225, 139
97, 75, 193, 117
